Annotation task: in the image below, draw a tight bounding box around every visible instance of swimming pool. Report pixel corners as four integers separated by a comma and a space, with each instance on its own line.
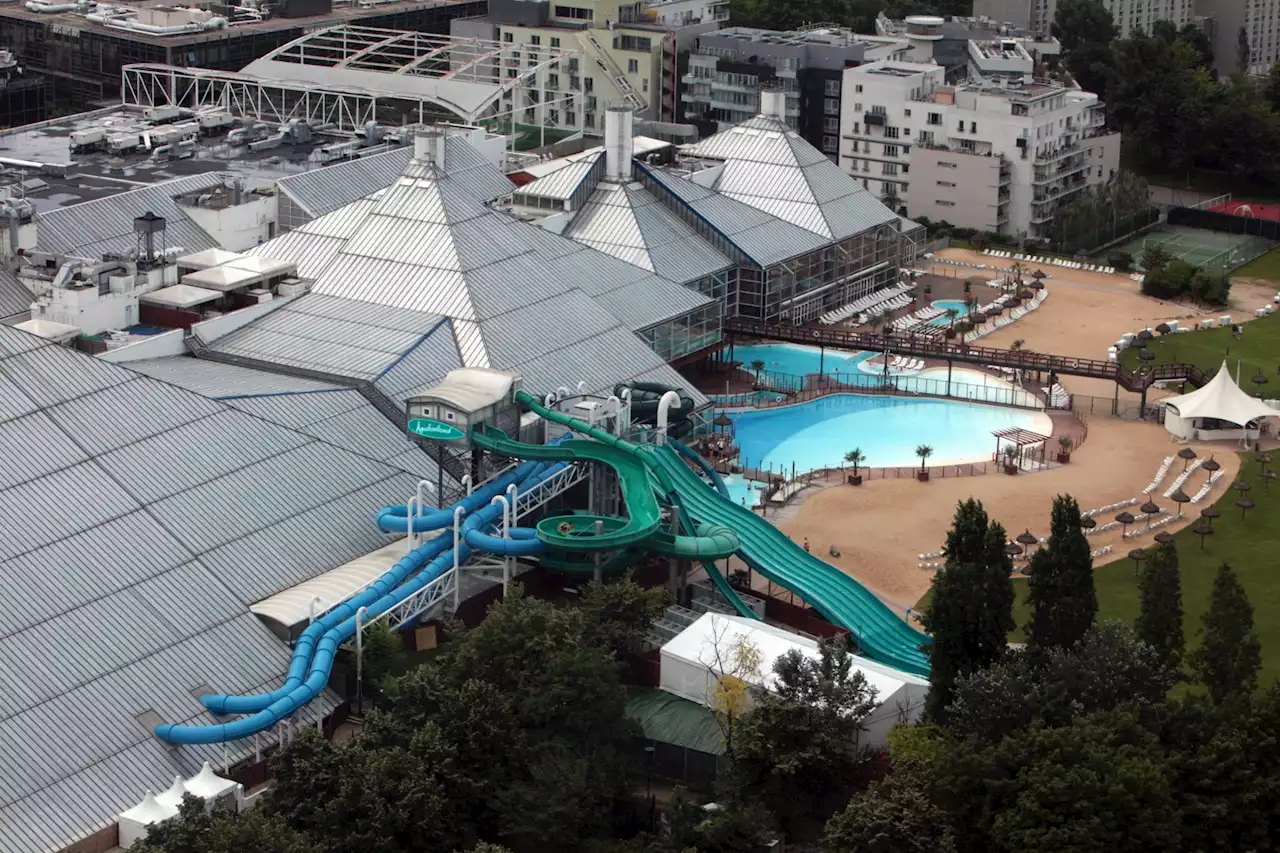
730, 394, 1052, 472
930, 299, 968, 327
712, 390, 789, 407
722, 473, 766, 508
733, 342, 874, 377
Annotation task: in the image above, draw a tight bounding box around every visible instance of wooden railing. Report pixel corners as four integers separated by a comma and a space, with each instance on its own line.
724, 319, 1210, 392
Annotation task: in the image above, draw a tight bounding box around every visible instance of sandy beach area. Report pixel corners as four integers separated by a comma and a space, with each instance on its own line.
771, 406, 1241, 612
925, 248, 1277, 398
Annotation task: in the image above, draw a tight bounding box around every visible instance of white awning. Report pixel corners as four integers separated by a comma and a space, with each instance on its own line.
1163, 361, 1276, 427
175, 248, 246, 270
14, 318, 80, 343
225, 255, 298, 278
181, 266, 263, 292
250, 540, 406, 629
141, 284, 223, 309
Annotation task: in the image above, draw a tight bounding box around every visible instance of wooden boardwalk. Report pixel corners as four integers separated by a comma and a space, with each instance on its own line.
725, 319, 1209, 394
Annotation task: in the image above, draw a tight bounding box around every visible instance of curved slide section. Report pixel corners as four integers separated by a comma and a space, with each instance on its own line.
159, 461, 562, 743
516, 392, 928, 675
648, 445, 930, 676
669, 438, 730, 500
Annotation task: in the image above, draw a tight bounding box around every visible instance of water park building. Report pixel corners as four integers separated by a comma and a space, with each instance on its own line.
0, 55, 930, 849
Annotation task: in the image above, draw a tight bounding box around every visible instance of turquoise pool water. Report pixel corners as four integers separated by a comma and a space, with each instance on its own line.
930, 299, 968, 326
722, 473, 765, 508
730, 394, 1048, 471
734, 342, 875, 377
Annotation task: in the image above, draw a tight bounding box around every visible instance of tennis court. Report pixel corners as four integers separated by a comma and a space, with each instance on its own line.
1110, 225, 1275, 275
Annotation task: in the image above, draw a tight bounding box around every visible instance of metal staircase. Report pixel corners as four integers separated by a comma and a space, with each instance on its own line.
585, 29, 646, 111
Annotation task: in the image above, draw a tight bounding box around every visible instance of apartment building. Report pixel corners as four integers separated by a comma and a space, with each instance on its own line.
645, 0, 728, 27
840, 55, 1120, 238
682, 26, 909, 160
972, 0, 1194, 38
876, 13, 1060, 78
452, 0, 716, 135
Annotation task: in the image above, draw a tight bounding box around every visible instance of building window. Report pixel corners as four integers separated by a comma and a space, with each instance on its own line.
937, 199, 955, 207
856, 84, 863, 92
936, 180, 956, 187
547, 73, 559, 88
883, 144, 899, 157
642, 78, 648, 92
823, 134, 838, 151
882, 163, 899, 176
628, 58, 639, 73
824, 97, 839, 114
555, 5, 593, 18
970, 121, 977, 132
884, 126, 900, 139
938, 160, 957, 168
585, 76, 594, 93
904, 108, 911, 117
825, 79, 840, 96
616, 35, 653, 52
823, 117, 839, 132
551, 36, 560, 47
928, 112, 941, 125
503, 32, 513, 42
853, 123, 860, 134
530, 35, 541, 45
570, 74, 580, 90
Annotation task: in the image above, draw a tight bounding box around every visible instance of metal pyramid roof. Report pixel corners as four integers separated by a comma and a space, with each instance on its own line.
680, 114, 899, 240
564, 181, 733, 283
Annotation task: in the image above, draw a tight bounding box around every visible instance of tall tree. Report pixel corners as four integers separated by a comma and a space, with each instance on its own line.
1109, 34, 1214, 174
821, 770, 956, 853
1025, 495, 1097, 651
1136, 541, 1185, 671
1051, 0, 1117, 52
921, 499, 1015, 721
730, 638, 880, 829
948, 621, 1175, 742
1189, 562, 1262, 703
578, 576, 672, 659
139, 797, 309, 853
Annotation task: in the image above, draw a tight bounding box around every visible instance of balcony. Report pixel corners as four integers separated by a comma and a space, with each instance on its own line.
864, 111, 886, 126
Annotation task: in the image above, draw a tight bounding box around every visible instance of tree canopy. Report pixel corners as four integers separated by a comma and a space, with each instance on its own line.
1136, 542, 1185, 671
921, 499, 1015, 721
1190, 562, 1263, 703
1025, 495, 1097, 651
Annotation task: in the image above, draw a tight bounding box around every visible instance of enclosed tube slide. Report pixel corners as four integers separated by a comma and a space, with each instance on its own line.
156, 460, 563, 743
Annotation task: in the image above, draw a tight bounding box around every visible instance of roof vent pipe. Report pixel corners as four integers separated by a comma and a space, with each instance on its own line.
604, 104, 635, 181
414, 128, 446, 170
759, 86, 787, 122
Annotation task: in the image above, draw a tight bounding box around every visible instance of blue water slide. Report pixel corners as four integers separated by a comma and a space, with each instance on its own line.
160, 462, 563, 743
200, 460, 543, 717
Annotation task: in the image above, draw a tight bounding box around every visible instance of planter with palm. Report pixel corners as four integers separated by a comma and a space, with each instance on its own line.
1057, 435, 1074, 464
916, 444, 933, 482
750, 360, 765, 388
845, 448, 866, 486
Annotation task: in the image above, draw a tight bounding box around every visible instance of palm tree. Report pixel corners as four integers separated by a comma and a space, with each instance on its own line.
750, 360, 765, 385
1010, 260, 1026, 288
916, 444, 933, 474
946, 308, 959, 329
844, 448, 865, 478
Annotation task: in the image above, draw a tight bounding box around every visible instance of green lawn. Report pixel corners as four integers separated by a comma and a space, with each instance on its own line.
1119, 311, 1280, 387
916, 455, 1280, 686
1232, 247, 1280, 282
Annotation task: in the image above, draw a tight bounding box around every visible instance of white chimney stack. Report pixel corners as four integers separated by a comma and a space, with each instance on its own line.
604, 105, 635, 181
759, 88, 786, 122
414, 128, 447, 169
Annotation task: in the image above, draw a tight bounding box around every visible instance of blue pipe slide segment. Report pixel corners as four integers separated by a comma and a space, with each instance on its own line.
155, 461, 562, 744
669, 438, 730, 499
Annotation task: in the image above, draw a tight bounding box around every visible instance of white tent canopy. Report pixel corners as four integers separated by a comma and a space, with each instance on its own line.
1162, 361, 1275, 440
659, 613, 928, 750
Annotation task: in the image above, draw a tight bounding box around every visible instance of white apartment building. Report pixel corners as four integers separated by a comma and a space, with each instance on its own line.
453, 0, 716, 135
644, 0, 728, 27
973, 0, 1193, 40
840, 53, 1120, 239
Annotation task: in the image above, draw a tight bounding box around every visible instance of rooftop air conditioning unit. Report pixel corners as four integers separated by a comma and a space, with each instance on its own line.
276, 277, 311, 297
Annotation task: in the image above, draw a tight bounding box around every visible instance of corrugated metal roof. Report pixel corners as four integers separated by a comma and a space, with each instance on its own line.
373, 321, 462, 405
514, 150, 601, 200
0, 325, 432, 853
35, 174, 225, 258
676, 115, 898, 242
0, 269, 30, 321
125, 357, 342, 398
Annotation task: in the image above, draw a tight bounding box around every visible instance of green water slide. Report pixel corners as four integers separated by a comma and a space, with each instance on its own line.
471, 419, 741, 560
510, 391, 930, 676
645, 444, 931, 677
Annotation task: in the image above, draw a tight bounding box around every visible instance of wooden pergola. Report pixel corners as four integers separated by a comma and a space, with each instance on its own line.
993, 427, 1050, 469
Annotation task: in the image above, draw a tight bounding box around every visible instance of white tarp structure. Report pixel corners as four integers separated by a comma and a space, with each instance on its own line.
1162, 361, 1275, 441
659, 612, 929, 751
118, 763, 241, 847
